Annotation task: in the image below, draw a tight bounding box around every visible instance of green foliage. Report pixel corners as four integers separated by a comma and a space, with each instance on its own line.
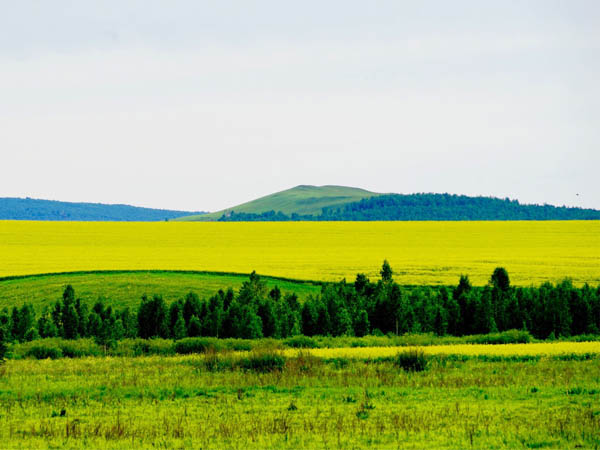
174, 337, 224, 354
1, 266, 598, 346
24, 343, 63, 359
238, 350, 286, 373
137, 295, 169, 339
0, 326, 7, 361
395, 349, 428, 372
380, 260, 393, 282
283, 336, 318, 348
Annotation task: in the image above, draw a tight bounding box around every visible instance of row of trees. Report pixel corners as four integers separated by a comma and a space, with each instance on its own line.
1, 263, 599, 345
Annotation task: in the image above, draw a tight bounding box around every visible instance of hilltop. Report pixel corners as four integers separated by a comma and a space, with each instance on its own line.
0, 197, 204, 221
177, 185, 380, 221
177, 186, 600, 222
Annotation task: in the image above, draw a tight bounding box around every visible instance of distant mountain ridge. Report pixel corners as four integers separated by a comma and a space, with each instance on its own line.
176, 185, 600, 222
0, 198, 204, 221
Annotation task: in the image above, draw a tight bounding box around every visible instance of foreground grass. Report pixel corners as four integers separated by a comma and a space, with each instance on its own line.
1, 220, 599, 285
0, 271, 321, 311
0, 353, 598, 449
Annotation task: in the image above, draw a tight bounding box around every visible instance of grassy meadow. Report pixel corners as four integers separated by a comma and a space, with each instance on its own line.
1, 220, 599, 285
0, 271, 321, 311
1, 349, 599, 449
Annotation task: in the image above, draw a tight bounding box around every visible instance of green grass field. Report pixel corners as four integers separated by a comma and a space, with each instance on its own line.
0, 352, 598, 449
0, 271, 321, 311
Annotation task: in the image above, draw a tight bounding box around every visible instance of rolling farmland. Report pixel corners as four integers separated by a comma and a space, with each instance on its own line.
1, 220, 599, 286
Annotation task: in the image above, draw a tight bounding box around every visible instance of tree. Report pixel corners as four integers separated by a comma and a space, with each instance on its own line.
301, 298, 320, 336
61, 303, 79, 339
0, 326, 7, 362
354, 309, 370, 337
173, 311, 187, 340
63, 285, 75, 303
38, 308, 59, 338
183, 292, 201, 327
187, 316, 203, 337
490, 267, 510, 292
137, 295, 169, 339
380, 260, 393, 283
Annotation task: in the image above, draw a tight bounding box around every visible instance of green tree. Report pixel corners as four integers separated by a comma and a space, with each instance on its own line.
61, 303, 80, 339
187, 316, 203, 337
0, 326, 7, 362
173, 311, 187, 340
38, 308, 59, 338
137, 295, 169, 339
380, 260, 393, 283
183, 292, 201, 327
490, 267, 510, 292
354, 309, 370, 337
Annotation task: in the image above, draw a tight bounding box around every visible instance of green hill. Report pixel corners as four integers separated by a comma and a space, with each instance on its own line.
0, 271, 322, 311
177, 185, 380, 221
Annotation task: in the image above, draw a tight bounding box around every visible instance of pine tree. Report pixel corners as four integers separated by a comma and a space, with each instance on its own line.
187, 316, 203, 337
354, 309, 370, 337
173, 312, 187, 340
61, 303, 79, 339
380, 260, 393, 283
0, 327, 7, 362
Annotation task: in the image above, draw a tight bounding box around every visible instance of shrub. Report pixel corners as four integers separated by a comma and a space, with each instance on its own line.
283, 336, 318, 349
395, 349, 428, 372
466, 329, 532, 345
116, 339, 175, 357
58, 339, 101, 358
25, 344, 63, 360
238, 350, 286, 373
175, 337, 224, 355
224, 339, 253, 352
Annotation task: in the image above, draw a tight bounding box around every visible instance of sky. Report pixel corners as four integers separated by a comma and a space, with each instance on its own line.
1, 1, 599, 212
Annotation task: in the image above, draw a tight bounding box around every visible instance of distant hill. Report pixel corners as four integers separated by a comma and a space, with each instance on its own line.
179, 186, 600, 222
177, 185, 380, 221
0, 198, 204, 221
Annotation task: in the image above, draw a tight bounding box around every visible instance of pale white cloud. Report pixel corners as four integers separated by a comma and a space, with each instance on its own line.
0, 1, 598, 210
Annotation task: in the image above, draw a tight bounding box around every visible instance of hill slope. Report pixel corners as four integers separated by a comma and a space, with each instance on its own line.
178, 185, 380, 221
0, 197, 204, 221
0, 271, 321, 311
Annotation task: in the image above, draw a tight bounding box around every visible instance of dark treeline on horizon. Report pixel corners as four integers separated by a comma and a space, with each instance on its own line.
219, 193, 600, 221
1, 262, 599, 347
0, 197, 204, 221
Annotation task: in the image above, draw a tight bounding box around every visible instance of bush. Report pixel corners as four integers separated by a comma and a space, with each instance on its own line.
25, 344, 63, 360
238, 350, 286, 373
465, 329, 532, 345
224, 339, 253, 352
58, 339, 101, 358
395, 349, 428, 372
284, 336, 318, 349
175, 338, 224, 355
115, 339, 175, 357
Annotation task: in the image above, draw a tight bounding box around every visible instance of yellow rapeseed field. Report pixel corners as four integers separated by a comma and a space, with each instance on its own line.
284, 341, 600, 359
1, 220, 598, 285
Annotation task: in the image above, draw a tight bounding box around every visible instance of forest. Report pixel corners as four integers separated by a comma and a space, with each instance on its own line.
1, 262, 599, 349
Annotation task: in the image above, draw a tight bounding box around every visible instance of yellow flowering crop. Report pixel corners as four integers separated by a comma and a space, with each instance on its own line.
284, 341, 600, 359
1, 220, 598, 285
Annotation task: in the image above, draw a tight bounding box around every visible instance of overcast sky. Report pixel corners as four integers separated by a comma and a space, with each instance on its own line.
1, 1, 599, 211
